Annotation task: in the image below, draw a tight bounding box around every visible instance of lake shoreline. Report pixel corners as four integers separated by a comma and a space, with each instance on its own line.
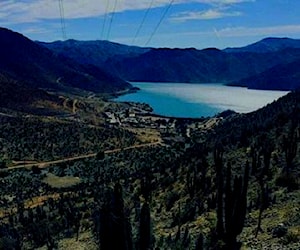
113, 82, 289, 118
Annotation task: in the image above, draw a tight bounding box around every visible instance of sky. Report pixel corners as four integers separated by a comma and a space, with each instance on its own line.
0, 0, 299, 49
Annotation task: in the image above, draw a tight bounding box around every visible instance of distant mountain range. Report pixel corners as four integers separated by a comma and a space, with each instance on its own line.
224, 37, 300, 53
40, 37, 300, 90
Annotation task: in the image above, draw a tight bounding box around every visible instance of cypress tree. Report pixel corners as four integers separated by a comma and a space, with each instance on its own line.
214, 145, 224, 240
139, 202, 152, 250
215, 160, 249, 249
97, 183, 132, 250
282, 123, 298, 174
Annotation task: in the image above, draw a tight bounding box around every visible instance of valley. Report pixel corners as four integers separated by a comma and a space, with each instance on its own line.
0, 27, 299, 250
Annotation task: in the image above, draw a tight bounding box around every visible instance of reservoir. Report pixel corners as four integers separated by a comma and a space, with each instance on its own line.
115, 82, 289, 118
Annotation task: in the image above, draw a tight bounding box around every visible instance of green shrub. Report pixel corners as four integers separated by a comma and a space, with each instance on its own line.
281, 231, 299, 245
165, 191, 180, 211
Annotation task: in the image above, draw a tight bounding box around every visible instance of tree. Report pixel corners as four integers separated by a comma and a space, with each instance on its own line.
96, 150, 105, 160
282, 122, 298, 174
139, 202, 152, 250
215, 156, 249, 249
0, 158, 6, 169
224, 162, 249, 249
31, 165, 41, 174
214, 145, 224, 240
97, 183, 132, 250
254, 141, 273, 238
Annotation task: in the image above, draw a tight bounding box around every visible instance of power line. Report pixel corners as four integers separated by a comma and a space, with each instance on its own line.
100, 0, 110, 40
58, 0, 67, 40
61, 0, 67, 39
132, 0, 155, 45
58, 0, 64, 38
106, 0, 118, 41
145, 0, 175, 46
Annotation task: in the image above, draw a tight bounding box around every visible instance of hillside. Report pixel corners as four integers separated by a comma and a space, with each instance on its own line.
40, 38, 300, 90
0, 87, 299, 249
0, 73, 66, 115
37, 39, 150, 67
0, 27, 131, 94
230, 58, 300, 90
0, 28, 299, 249
110, 47, 300, 84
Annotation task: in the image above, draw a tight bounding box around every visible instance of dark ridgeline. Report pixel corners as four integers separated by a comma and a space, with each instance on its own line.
40, 37, 300, 91
224, 37, 300, 53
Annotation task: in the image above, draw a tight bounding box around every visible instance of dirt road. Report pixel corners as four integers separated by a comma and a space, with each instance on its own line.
5, 141, 163, 171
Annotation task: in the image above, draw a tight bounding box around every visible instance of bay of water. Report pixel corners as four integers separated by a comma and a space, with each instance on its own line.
115, 82, 289, 118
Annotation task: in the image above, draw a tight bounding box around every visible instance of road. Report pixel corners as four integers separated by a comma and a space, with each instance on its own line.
72, 99, 78, 114
0, 112, 15, 118
5, 141, 163, 171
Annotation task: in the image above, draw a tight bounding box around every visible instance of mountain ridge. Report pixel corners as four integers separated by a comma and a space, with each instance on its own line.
224, 37, 300, 53
230, 57, 300, 90
37, 39, 150, 68
0, 27, 131, 94
39, 37, 300, 90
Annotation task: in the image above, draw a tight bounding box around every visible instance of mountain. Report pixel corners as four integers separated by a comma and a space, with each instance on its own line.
0, 73, 62, 113
109, 47, 300, 84
0, 27, 131, 94
37, 39, 150, 67
230, 58, 300, 90
37, 39, 151, 79
224, 37, 300, 53
40, 38, 300, 89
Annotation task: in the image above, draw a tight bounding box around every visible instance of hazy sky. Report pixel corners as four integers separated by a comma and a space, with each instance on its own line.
0, 0, 299, 49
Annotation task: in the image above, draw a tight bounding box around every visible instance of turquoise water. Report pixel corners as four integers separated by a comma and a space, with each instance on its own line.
115, 82, 289, 118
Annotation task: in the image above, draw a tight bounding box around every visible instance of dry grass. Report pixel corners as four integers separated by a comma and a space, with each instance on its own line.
36, 230, 98, 250
126, 127, 161, 143
240, 190, 300, 249
42, 173, 81, 189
